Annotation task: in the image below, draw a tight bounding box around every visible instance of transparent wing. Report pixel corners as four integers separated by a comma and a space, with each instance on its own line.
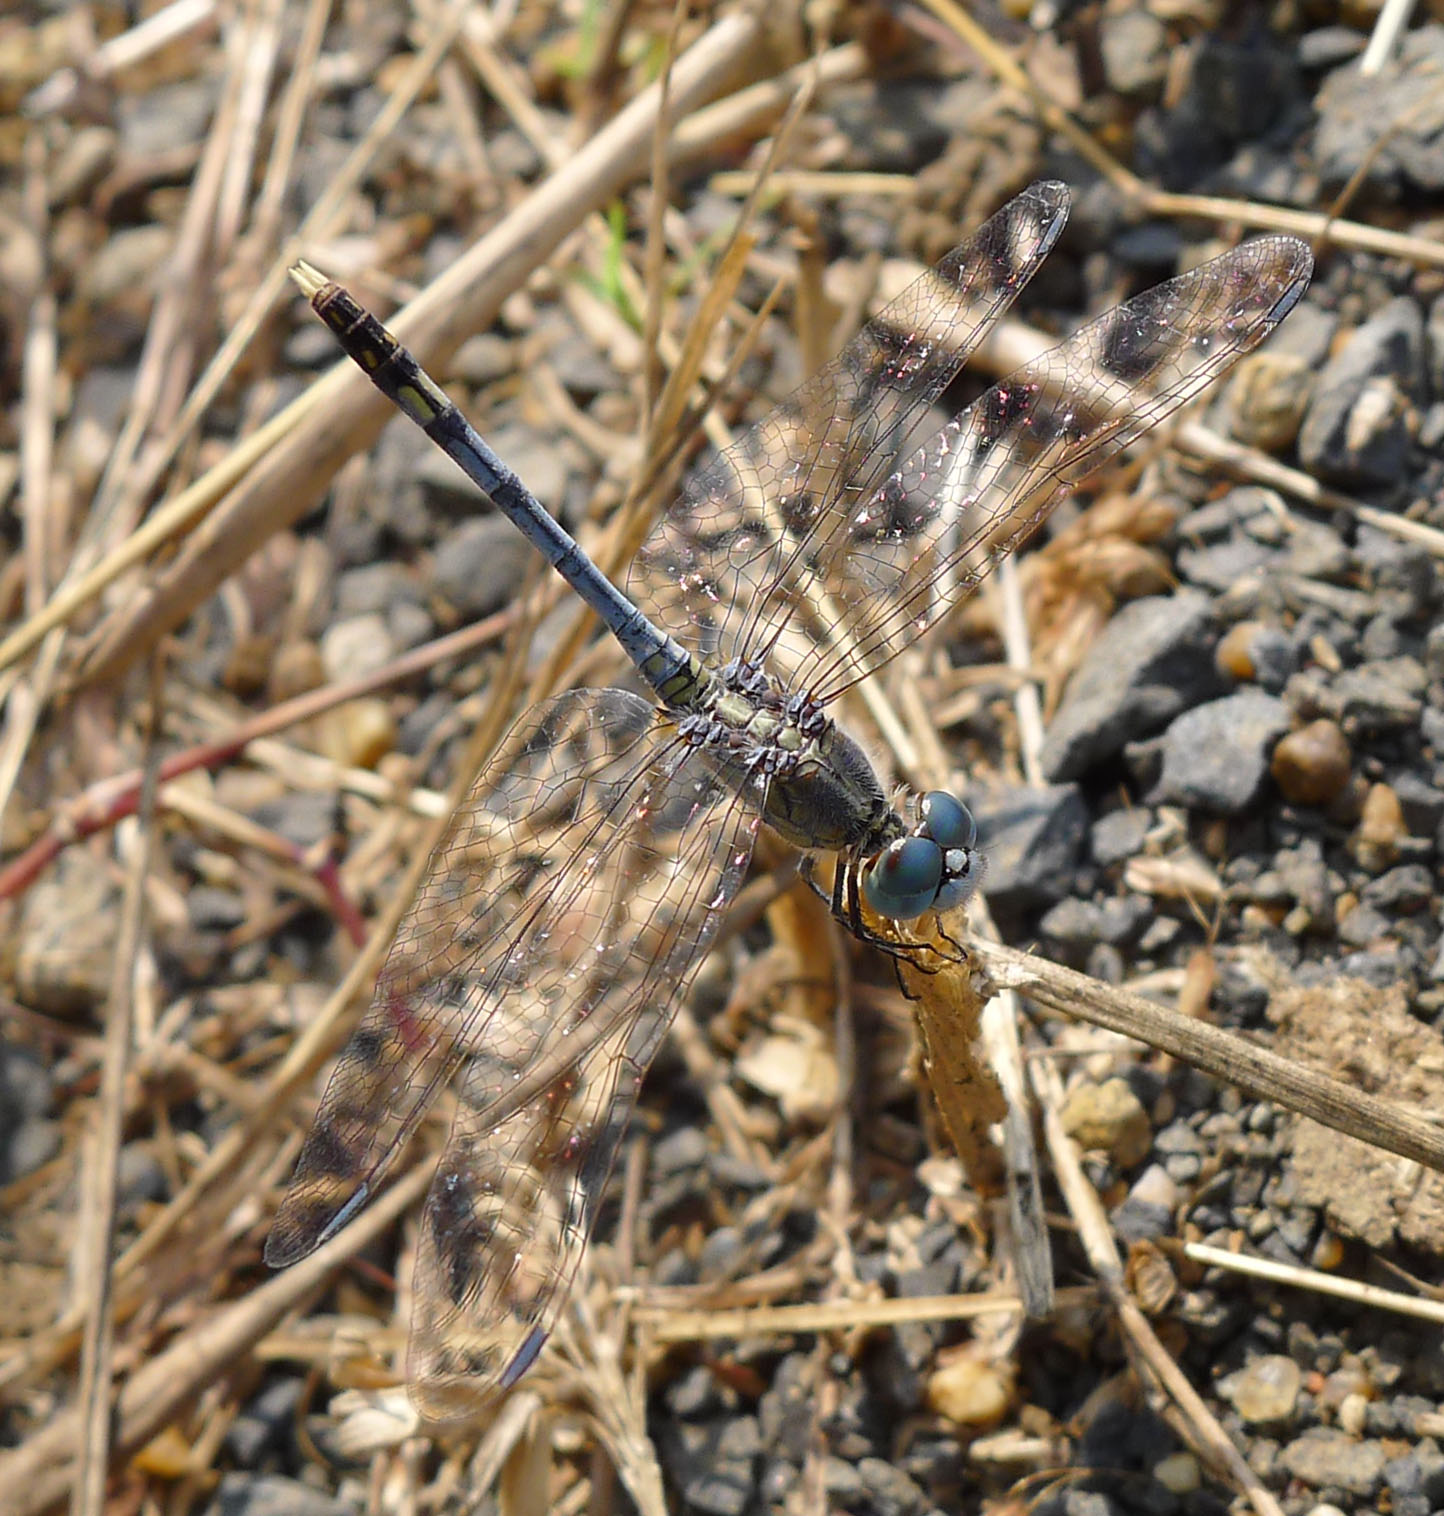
405, 701, 760, 1418
628, 180, 1071, 662
266, 689, 761, 1288
637, 204, 1310, 701
792, 234, 1312, 702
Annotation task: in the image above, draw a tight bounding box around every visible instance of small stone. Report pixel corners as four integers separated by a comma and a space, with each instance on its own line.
970, 783, 1088, 910
1152, 690, 1290, 814
1090, 808, 1151, 867
1060, 1078, 1151, 1167
432, 515, 533, 620
1216, 621, 1293, 687
925, 1354, 1012, 1428
311, 698, 397, 769
1112, 1163, 1178, 1242
856, 1456, 926, 1516
1220, 1353, 1301, 1424
1271, 720, 1352, 806
1040, 592, 1220, 781
334, 562, 418, 618
1098, 9, 1168, 94
1152, 1450, 1201, 1494
14, 855, 117, 1017
451, 332, 514, 386
1330, 658, 1426, 733
1338, 1391, 1369, 1436
1361, 863, 1433, 913
1349, 783, 1406, 872
1280, 1427, 1386, 1495
204, 1473, 355, 1516
268, 639, 324, 702
1298, 297, 1425, 485
319, 613, 396, 683
1227, 349, 1312, 451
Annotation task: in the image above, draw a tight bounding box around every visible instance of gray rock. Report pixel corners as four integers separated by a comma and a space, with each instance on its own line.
1039, 895, 1150, 947
1298, 297, 1426, 484
1279, 1426, 1386, 1495
1361, 864, 1434, 913
856, 1457, 926, 1516
1327, 658, 1426, 733
6, 1118, 60, 1182
451, 332, 513, 386
1099, 9, 1168, 95
972, 783, 1089, 911
1090, 808, 1152, 867
432, 516, 533, 619
1314, 26, 1444, 193
319, 612, 396, 683
206, 1473, 356, 1516
677, 1417, 760, 1516
1041, 592, 1219, 781
1265, 298, 1339, 368
1176, 534, 1280, 593
250, 791, 339, 849
1355, 525, 1438, 619
334, 562, 419, 618
1151, 690, 1291, 813
224, 1381, 302, 1466
1298, 25, 1366, 69
1391, 770, 1444, 835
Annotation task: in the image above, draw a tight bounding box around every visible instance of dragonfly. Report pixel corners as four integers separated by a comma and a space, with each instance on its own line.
266, 181, 1312, 1418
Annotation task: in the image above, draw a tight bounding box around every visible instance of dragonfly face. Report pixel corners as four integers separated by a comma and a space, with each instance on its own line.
272, 182, 1313, 1416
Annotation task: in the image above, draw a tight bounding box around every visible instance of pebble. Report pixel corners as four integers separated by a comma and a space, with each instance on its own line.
1216, 620, 1294, 688
1329, 658, 1427, 733
203, 1474, 355, 1516
1152, 689, 1291, 813
14, 856, 117, 1017
1089, 808, 1152, 867
319, 612, 396, 683
1270, 719, 1352, 806
856, 1456, 926, 1516
925, 1355, 1012, 1428
1060, 1078, 1151, 1167
1349, 783, 1407, 872
1314, 26, 1444, 193
1152, 1450, 1201, 1493
1280, 1427, 1386, 1496
333, 562, 418, 618
1098, 9, 1169, 95
431, 515, 534, 619
1112, 1163, 1179, 1243
1226, 349, 1312, 450
1038, 895, 1150, 949
1219, 1353, 1301, 1424
1039, 591, 1219, 781
970, 782, 1089, 910
1361, 863, 1433, 913
310, 697, 397, 769
1298, 297, 1424, 484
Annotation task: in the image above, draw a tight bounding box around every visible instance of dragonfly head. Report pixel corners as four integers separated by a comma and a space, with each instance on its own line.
862, 790, 984, 920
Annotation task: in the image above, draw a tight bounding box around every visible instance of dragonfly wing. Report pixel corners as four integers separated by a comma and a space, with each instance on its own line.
628, 181, 1070, 665
793, 233, 1312, 701
404, 718, 762, 1418
266, 688, 758, 1273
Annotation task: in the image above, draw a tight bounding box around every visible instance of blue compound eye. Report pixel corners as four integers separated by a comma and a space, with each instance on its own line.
862, 835, 943, 920
918, 791, 976, 850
